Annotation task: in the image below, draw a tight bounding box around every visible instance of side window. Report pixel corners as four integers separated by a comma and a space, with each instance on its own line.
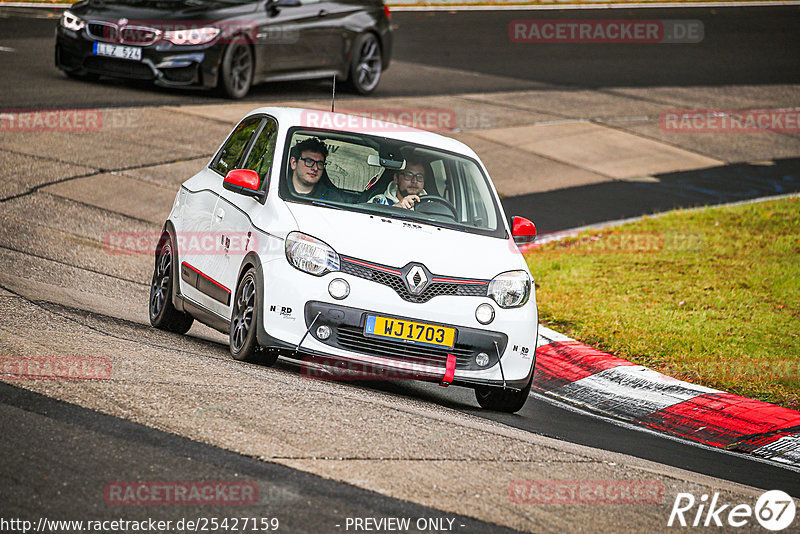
211, 117, 262, 175
242, 119, 278, 185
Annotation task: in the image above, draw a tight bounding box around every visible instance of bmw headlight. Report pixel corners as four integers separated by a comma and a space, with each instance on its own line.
163, 27, 220, 45
61, 11, 86, 32
488, 270, 531, 308
285, 232, 340, 276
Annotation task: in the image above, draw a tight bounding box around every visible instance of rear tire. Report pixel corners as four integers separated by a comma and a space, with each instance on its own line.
149, 234, 194, 334
474, 378, 532, 413
345, 33, 382, 95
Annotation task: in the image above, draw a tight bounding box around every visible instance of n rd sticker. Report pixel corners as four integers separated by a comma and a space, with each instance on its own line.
513, 345, 531, 359
269, 305, 295, 320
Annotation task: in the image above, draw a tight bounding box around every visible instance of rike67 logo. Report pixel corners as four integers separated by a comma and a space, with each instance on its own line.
668, 490, 796, 531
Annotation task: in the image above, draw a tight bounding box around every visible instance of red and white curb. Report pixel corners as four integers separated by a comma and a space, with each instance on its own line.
533, 326, 800, 468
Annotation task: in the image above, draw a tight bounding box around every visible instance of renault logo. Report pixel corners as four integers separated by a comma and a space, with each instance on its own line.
405, 265, 428, 295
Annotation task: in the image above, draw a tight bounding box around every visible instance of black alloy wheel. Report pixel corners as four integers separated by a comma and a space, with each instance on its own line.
347, 33, 382, 95
230, 268, 277, 365
219, 41, 253, 99
149, 234, 194, 334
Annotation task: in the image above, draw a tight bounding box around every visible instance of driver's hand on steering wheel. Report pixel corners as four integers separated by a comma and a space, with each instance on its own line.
394, 195, 420, 210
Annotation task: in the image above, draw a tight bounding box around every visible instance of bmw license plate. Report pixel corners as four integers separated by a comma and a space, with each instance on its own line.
364, 315, 455, 348
93, 42, 142, 61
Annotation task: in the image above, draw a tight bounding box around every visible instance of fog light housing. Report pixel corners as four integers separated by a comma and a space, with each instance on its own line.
328, 278, 350, 300
475, 303, 495, 324
316, 325, 332, 340
475, 352, 490, 367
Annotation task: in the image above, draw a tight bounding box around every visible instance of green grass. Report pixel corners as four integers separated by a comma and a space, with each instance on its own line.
526, 196, 800, 410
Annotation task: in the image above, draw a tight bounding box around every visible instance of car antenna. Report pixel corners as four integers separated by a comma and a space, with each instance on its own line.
331, 73, 336, 113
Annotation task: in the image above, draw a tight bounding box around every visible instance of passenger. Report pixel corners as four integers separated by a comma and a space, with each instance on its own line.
288, 137, 346, 202
369, 158, 428, 209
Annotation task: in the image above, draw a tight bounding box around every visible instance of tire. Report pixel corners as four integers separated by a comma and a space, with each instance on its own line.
218, 41, 253, 99
230, 269, 278, 366
474, 378, 533, 413
149, 234, 194, 334
345, 33, 382, 95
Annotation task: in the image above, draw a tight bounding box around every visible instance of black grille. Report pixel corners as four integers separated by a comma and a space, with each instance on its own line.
87, 22, 160, 45
120, 26, 160, 45
88, 22, 117, 42
84, 56, 154, 79
336, 325, 478, 370
341, 258, 488, 303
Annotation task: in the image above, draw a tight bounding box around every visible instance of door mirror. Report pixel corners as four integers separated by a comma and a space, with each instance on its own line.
223, 169, 267, 203
268, 0, 300, 12
511, 216, 536, 245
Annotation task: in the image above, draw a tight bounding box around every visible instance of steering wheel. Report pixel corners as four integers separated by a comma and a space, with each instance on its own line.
416, 195, 458, 219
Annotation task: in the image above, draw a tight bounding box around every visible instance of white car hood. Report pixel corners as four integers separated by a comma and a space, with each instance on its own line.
286, 203, 525, 279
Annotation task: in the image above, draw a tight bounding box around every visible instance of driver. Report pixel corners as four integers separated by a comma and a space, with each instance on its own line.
368, 158, 428, 209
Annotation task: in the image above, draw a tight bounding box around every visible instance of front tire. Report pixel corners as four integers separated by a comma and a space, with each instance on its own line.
149, 234, 194, 334
346, 33, 382, 95
474, 378, 532, 413
230, 269, 278, 366
218, 41, 253, 99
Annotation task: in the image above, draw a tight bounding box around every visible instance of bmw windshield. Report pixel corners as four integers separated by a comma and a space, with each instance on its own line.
279, 128, 507, 239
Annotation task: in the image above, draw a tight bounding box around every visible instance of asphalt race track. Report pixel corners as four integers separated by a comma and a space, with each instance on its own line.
1, 4, 800, 533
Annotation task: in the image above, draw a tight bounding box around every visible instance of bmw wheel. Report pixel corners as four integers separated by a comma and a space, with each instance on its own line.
149, 233, 194, 334
346, 33, 382, 95
219, 41, 253, 99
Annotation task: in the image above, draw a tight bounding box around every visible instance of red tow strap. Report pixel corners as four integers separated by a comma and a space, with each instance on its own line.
440, 353, 456, 386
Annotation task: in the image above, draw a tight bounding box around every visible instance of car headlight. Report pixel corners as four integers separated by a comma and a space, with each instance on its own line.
488, 270, 531, 308
61, 11, 86, 32
163, 27, 220, 45
285, 232, 340, 276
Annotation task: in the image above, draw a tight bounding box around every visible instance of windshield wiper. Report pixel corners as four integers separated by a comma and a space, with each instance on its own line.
311, 200, 346, 211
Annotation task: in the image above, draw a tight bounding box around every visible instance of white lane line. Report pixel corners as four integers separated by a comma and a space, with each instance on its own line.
389, 1, 800, 11
0, 46, 16, 53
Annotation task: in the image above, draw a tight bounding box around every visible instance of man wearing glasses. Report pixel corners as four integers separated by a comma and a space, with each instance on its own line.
369, 158, 428, 209
288, 137, 344, 201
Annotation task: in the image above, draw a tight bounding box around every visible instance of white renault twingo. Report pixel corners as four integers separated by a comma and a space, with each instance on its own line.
149, 107, 538, 412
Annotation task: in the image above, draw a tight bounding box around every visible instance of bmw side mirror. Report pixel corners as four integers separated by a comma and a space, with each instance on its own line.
267, 0, 300, 14
511, 216, 536, 245
223, 169, 267, 204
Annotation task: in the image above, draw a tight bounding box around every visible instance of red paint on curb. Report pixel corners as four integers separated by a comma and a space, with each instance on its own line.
532, 341, 636, 392
634, 392, 800, 448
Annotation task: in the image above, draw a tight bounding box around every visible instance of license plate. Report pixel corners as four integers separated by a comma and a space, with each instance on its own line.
93, 42, 142, 61
364, 315, 455, 348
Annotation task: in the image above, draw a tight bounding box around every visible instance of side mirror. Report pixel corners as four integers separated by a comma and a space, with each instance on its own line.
223, 169, 267, 203
267, 0, 299, 13
511, 216, 537, 245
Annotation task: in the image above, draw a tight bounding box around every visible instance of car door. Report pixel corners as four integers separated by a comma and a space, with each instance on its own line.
204, 117, 279, 319
314, 0, 363, 70
179, 115, 262, 313
256, 0, 335, 75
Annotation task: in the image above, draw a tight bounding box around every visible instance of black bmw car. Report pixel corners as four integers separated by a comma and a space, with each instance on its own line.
55, 0, 392, 98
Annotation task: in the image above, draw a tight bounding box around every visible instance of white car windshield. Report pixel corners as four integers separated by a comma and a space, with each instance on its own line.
279, 129, 506, 238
